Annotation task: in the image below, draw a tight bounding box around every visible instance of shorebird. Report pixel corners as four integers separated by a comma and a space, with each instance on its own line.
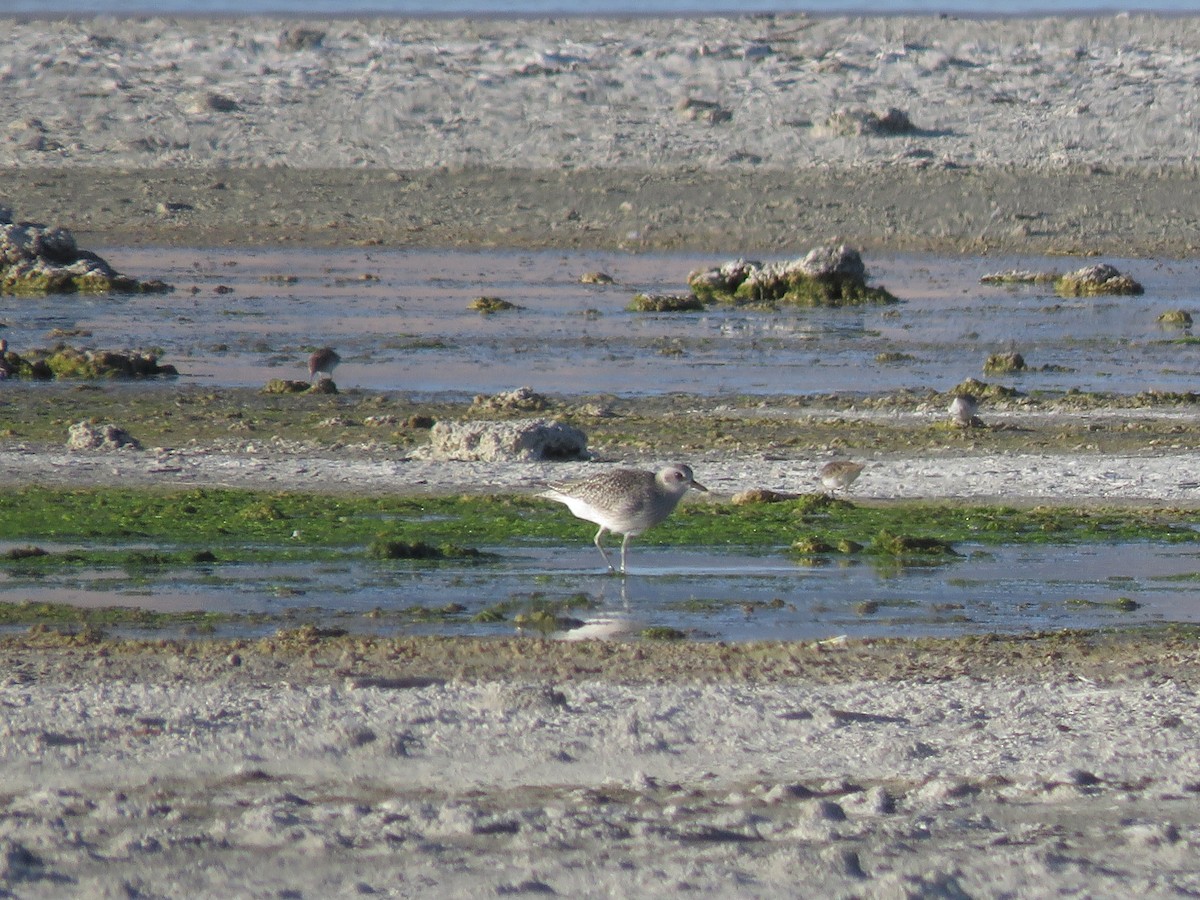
540, 463, 708, 575
819, 460, 864, 494
948, 392, 980, 427
307, 346, 340, 382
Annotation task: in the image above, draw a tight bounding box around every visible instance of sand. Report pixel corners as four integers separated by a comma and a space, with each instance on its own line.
4, 12, 1200, 897
4, 14, 1200, 256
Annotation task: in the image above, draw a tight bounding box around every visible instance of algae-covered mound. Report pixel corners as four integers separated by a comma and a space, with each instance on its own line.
1055, 263, 1143, 297
628, 293, 705, 312
1, 344, 178, 380
687, 245, 897, 307
0, 212, 171, 295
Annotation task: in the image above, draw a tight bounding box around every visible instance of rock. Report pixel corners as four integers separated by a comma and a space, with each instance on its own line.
0, 218, 171, 295
471, 386, 549, 413
261, 378, 311, 394
1, 345, 177, 380
687, 246, 895, 307
627, 293, 704, 312
797, 244, 867, 281
1056, 263, 1143, 296
1157, 309, 1192, 327
278, 27, 325, 51
983, 351, 1026, 374
580, 271, 615, 284
67, 421, 141, 451
821, 106, 918, 136
675, 97, 732, 124
424, 418, 588, 462
468, 296, 520, 313
980, 269, 1059, 285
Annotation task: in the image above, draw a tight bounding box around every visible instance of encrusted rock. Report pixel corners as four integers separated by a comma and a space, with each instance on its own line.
796, 244, 867, 281
675, 97, 732, 124
0, 213, 171, 295
471, 386, 549, 413
984, 351, 1026, 374
1, 344, 177, 380
1056, 263, 1143, 296
687, 245, 895, 307
580, 271, 615, 285
423, 418, 588, 462
821, 106, 917, 137
468, 296, 520, 314
980, 269, 1059, 285
1157, 309, 1193, 327
67, 422, 141, 451
627, 293, 704, 312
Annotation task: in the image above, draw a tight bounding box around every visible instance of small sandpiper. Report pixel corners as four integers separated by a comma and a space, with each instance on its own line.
819, 460, 864, 494
540, 463, 708, 575
948, 392, 980, 427
308, 346, 341, 382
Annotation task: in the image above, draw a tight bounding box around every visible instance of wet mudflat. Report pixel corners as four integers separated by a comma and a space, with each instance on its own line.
4, 245, 1200, 641
9, 245, 1199, 397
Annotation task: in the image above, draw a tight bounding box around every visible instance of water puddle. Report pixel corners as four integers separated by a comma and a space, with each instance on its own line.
3, 247, 1198, 396
1, 541, 1197, 641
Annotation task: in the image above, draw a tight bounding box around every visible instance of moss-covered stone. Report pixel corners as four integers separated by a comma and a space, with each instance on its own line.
687, 246, 897, 308
1157, 309, 1193, 327
1, 345, 176, 380
984, 351, 1027, 374
469, 296, 520, 313
1055, 264, 1143, 296
0, 221, 171, 295
627, 292, 705, 312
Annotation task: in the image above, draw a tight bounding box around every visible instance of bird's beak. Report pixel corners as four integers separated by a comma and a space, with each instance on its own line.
692, 480, 709, 493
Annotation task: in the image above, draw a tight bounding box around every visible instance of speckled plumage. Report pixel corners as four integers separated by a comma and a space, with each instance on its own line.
540, 463, 708, 574
819, 460, 864, 493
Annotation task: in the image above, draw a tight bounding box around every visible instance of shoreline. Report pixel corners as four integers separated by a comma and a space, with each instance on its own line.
4, 13, 1200, 894
6, 165, 1200, 257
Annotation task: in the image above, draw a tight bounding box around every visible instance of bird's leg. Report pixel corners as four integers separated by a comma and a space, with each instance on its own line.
593, 527, 615, 574
619, 533, 632, 576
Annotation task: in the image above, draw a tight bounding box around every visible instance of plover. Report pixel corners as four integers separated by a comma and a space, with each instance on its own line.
308, 346, 340, 382
540, 463, 708, 575
948, 392, 980, 427
819, 460, 864, 493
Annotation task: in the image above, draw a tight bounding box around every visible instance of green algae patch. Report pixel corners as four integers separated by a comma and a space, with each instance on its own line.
475, 591, 597, 630
0, 600, 232, 633
870, 530, 958, 558
0, 487, 1195, 582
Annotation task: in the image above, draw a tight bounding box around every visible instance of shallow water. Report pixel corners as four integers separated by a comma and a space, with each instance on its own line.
2, 541, 1197, 641
5, 245, 1200, 640
7, 246, 1200, 398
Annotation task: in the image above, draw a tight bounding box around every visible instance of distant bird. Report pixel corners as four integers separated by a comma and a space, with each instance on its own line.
540, 463, 708, 575
819, 460, 864, 494
948, 392, 980, 427
307, 346, 340, 382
